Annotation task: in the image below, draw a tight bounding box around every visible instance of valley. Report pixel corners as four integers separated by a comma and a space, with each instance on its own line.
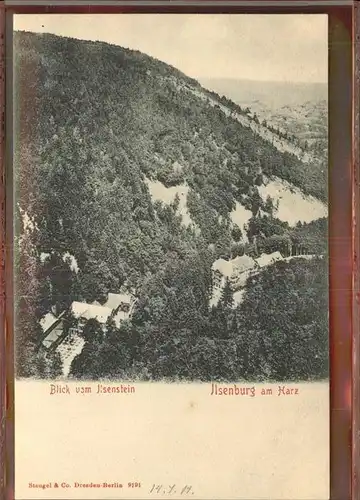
199, 77, 328, 164
14, 31, 328, 383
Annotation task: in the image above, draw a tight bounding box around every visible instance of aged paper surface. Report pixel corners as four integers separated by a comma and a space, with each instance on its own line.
15, 381, 329, 500
13, 14, 329, 499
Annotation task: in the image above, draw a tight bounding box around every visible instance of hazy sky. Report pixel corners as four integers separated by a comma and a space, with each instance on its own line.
14, 14, 328, 83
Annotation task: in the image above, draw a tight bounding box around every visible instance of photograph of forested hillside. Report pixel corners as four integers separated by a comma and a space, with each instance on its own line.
13, 15, 329, 382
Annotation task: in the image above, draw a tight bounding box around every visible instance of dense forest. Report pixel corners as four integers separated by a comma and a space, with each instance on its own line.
14, 31, 328, 381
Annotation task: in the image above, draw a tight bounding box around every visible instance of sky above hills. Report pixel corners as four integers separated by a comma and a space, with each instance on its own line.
14, 14, 327, 84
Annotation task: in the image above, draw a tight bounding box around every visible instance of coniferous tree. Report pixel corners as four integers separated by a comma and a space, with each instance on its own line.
219, 278, 234, 310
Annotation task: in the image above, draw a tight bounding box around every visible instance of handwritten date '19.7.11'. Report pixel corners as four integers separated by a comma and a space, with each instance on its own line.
150, 485, 194, 496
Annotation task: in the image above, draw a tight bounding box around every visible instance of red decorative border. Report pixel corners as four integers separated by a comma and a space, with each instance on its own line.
0, 2, 358, 500
352, 2, 360, 498
0, 2, 6, 500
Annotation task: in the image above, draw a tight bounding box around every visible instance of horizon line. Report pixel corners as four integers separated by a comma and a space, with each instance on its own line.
14, 29, 328, 86
197, 76, 328, 85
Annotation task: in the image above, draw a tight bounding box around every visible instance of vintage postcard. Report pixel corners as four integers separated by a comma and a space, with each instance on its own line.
12, 13, 329, 499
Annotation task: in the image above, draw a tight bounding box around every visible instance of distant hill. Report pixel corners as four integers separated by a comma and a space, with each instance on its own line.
199, 77, 328, 162
14, 31, 328, 382
198, 78, 327, 109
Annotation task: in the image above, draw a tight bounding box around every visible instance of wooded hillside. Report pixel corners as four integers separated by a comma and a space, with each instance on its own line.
14, 31, 328, 381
